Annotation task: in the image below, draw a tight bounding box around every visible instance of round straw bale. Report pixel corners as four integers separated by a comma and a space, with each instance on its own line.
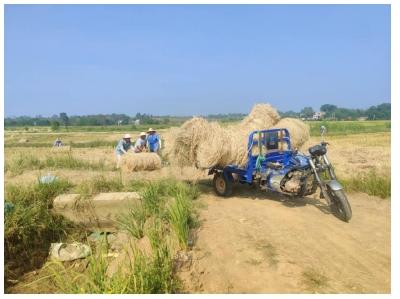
122, 152, 162, 171
195, 122, 235, 168
170, 117, 213, 167
161, 127, 180, 160
236, 103, 280, 132
272, 118, 310, 148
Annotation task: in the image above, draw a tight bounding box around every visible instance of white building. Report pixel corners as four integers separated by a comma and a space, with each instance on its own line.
312, 111, 325, 120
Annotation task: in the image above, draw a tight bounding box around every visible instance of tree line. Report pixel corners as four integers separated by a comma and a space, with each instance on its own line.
4, 102, 391, 128
4, 112, 170, 128
281, 102, 390, 120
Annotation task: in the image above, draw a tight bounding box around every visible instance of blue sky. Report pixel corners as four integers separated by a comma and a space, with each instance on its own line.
5, 4, 390, 117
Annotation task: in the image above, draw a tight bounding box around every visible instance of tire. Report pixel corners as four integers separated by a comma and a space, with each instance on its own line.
213, 172, 233, 197
328, 188, 352, 222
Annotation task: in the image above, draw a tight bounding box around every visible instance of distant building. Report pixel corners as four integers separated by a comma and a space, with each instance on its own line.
358, 117, 368, 121
134, 119, 140, 126
312, 111, 325, 120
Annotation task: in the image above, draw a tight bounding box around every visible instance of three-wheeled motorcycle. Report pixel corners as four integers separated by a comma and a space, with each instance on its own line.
208, 128, 352, 222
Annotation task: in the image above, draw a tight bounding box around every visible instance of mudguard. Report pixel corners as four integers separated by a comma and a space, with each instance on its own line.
326, 180, 343, 191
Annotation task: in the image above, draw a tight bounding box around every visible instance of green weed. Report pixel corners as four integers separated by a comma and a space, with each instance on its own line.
5, 179, 74, 282
168, 193, 191, 249
118, 202, 147, 239
341, 171, 391, 198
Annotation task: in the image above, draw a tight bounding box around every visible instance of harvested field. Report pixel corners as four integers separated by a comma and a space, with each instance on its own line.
4, 123, 391, 294
50, 145, 71, 152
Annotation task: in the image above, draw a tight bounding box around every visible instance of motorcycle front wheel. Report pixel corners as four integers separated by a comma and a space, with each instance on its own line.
328, 187, 352, 222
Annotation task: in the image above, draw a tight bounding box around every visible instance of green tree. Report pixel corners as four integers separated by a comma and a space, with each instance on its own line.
366, 103, 391, 120
300, 107, 314, 118
320, 104, 337, 114
50, 121, 60, 131
59, 113, 69, 130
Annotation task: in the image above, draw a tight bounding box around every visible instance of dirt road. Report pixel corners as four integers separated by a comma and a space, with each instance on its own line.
180, 187, 390, 293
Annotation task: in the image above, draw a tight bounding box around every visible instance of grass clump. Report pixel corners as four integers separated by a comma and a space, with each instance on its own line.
341, 170, 391, 198
301, 268, 329, 292
117, 202, 147, 239
168, 193, 192, 249
75, 175, 124, 198
5, 179, 74, 283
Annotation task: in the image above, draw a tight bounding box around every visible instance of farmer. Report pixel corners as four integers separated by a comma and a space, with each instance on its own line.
146, 128, 162, 154
53, 137, 63, 147
115, 133, 133, 168
133, 132, 147, 153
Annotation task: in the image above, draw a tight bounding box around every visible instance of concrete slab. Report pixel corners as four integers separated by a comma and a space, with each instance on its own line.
53, 192, 141, 232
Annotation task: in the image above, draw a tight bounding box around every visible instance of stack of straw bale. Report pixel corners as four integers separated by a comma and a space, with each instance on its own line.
165, 103, 310, 168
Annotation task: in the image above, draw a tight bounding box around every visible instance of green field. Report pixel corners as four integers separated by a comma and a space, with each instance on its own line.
308, 120, 390, 136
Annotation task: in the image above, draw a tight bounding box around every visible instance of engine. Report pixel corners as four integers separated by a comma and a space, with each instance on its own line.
280, 170, 316, 195
282, 171, 303, 193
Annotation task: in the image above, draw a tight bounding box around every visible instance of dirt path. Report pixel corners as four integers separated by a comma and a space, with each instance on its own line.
180, 187, 390, 293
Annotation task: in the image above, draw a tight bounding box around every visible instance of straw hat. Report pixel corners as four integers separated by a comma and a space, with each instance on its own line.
147, 128, 156, 133
139, 132, 147, 137
123, 134, 131, 139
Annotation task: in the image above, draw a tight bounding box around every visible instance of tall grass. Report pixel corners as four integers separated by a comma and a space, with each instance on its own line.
341, 171, 391, 199
4, 179, 75, 282
117, 202, 147, 239
168, 193, 192, 249
121, 179, 199, 248
6, 178, 199, 293
46, 179, 198, 294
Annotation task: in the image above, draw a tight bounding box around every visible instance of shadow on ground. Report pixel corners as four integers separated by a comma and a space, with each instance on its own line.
192, 178, 333, 216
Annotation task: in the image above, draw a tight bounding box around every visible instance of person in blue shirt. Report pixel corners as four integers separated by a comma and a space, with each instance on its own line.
146, 128, 162, 154
115, 133, 133, 168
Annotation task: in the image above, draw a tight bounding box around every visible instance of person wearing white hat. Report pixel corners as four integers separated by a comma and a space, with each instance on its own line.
146, 128, 162, 154
133, 132, 147, 153
115, 133, 133, 168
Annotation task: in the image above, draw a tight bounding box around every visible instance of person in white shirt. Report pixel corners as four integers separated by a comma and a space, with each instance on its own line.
133, 132, 147, 153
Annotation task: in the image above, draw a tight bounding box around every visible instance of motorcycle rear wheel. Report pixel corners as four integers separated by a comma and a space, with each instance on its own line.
328, 187, 352, 222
